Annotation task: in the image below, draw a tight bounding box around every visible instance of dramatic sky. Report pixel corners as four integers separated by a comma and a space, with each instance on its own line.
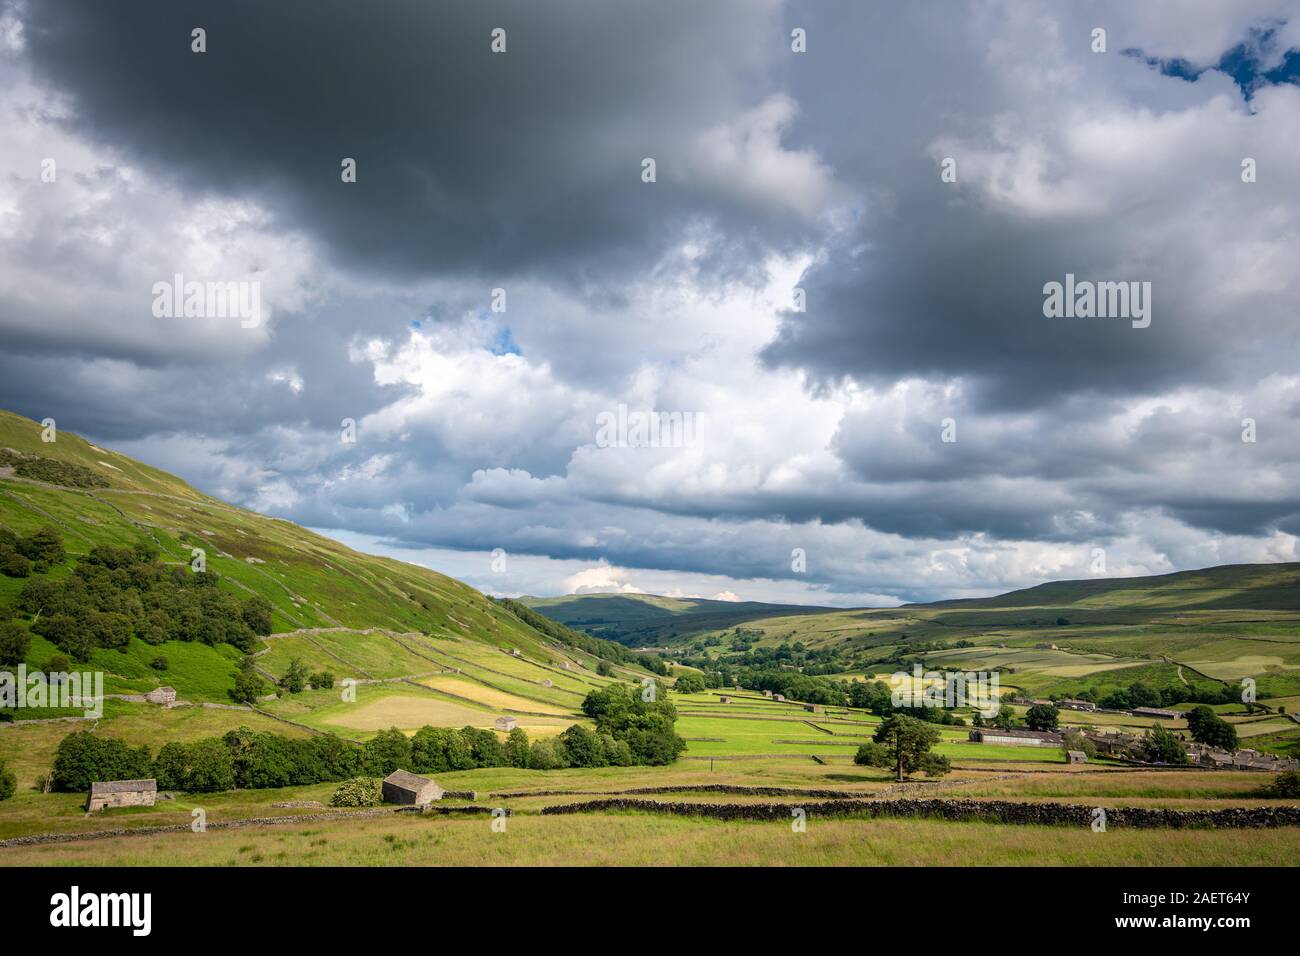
1, 1, 1298, 606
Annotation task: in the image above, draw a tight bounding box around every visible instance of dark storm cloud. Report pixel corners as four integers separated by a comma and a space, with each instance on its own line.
2, 0, 1297, 602
19, 0, 797, 285
762, 2, 1297, 410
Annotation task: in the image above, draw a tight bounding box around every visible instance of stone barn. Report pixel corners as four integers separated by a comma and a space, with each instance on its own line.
382, 769, 444, 807
763, 690, 773, 698
540, 678, 553, 688
718, 695, 730, 704
1132, 707, 1179, 720
773, 694, 786, 702
1066, 750, 1089, 764
1058, 699, 1096, 712
968, 728, 1063, 747
87, 779, 157, 812
803, 703, 820, 713
145, 686, 177, 706
494, 715, 518, 732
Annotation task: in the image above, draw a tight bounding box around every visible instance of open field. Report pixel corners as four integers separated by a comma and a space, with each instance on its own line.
5, 812, 1298, 867
3, 409, 1299, 868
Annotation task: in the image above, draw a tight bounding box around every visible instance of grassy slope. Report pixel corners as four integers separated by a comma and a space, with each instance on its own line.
0, 408, 653, 713
525, 563, 1300, 759
3, 409, 1298, 864
521, 592, 838, 646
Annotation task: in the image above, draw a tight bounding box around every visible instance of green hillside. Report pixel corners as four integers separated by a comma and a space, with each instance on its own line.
0, 408, 653, 717
918, 563, 1300, 613
527, 565, 1300, 719
521, 592, 839, 646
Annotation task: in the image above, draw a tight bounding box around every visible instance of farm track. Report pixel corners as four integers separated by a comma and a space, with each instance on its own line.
0, 804, 504, 850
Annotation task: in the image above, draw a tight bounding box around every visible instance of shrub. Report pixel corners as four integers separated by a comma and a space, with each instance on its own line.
672, 673, 707, 694
460, 726, 505, 768
1024, 703, 1059, 731
0, 551, 31, 578
1185, 705, 1239, 751
580, 683, 686, 765
1258, 769, 1300, 799
240, 595, 274, 636
917, 752, 951, 777
363, 727, 412, 776
0, 758, 15, 801
1140, 724, 1189, 765
310, 671, 335, 690
280, 658, 310, 694
17, 527, 65, 566
149, 655, 169, 671
854, 741, 890, 768
153, 741, 190, 790
184, 738, 236, 792
230, 667, 266, 704
51, 731, 152, 792
527, 738, 567, 770
330, 777, 382, 807
558, 724, 605, 767
0, 620, 30, 666
504, 727, 531, 768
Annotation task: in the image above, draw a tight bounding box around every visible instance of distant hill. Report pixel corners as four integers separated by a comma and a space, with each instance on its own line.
916, 562, 1300, 613
520, 592, 841, 646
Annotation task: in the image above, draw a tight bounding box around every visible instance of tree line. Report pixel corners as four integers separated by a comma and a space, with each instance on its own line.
47, 680, 687, 794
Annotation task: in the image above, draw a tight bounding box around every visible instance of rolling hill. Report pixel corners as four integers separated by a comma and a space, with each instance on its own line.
917, 563, 1300, 613
526, 564, 1300, 707
520, 592, 840, 646
0, 408, 653, 721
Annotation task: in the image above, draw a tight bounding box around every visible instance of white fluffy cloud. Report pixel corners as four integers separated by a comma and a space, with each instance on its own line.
2, 0, 1298, 606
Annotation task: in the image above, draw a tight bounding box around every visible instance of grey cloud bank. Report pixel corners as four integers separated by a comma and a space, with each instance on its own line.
0, 0, 1296, 605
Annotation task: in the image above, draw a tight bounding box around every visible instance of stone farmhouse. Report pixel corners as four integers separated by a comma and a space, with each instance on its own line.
87, 779, 157, 812
382, 769, 444, 807
1132, 707, 1179, 720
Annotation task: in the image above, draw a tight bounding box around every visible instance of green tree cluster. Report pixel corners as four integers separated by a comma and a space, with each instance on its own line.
581, 682, 686, 765
854, 714, 951, 781
1184, 705, 1239, 751
0, 526, 65, 578
16, 544, 274, 662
